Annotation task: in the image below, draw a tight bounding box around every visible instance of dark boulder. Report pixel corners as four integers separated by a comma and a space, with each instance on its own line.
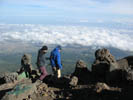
91, 48, 133, 83
92, 62, 110, 81
92, 48, 118, 82
73, 60, 91, 84
126, 68, 133, 81
116, 56, 133, 70
106, 69, 127, 84
116, 56, 133, 81
92, 48, 133, 84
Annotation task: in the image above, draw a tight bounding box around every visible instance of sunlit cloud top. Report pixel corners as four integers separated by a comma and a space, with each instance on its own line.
0, 24, 133, 51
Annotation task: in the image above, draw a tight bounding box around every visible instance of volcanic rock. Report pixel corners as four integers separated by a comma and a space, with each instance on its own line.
69, 76, 78, 87
92, 48, 133, 83
73, 60, 91, 84
0, 72, 18, 84
2, 79, 36, 100
92, 48, 118, 81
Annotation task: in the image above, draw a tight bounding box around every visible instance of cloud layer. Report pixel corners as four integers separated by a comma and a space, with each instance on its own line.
0, 24, 133, 51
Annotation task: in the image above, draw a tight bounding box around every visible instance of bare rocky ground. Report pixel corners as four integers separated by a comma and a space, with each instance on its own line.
1, 78, 132, 100
0, 48, 133, 100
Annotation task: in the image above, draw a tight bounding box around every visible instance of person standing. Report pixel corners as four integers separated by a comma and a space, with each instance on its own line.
37, 46, 48, 81
19, 54, 32, 78
50, 45, 62, 78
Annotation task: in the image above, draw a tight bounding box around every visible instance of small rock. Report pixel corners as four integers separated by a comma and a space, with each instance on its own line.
95, 82, 110, 93
69, 76, 78, 87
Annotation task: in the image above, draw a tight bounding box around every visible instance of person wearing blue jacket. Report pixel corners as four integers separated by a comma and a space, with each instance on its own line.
50, 45, 62, 78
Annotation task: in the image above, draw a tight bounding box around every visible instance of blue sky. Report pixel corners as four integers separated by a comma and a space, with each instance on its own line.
0, 0, 133, 24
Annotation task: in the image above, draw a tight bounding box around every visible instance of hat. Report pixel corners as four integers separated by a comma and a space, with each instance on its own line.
41, 45, 48, 50
57, 45, 62, 50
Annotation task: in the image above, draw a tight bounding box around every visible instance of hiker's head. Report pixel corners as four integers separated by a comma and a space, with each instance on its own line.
56, 45, 62, 52
41, 45, 48, 53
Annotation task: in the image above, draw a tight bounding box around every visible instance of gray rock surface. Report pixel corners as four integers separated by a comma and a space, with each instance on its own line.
69, 76, 78, 87
2, 79, 37, 100
0, 72, 18, 84
126, 68, 133, 81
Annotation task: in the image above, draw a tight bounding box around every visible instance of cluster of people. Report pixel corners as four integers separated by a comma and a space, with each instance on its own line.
19, 45, 63, 81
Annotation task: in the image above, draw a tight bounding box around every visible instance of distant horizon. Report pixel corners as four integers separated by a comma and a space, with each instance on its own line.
0, 22, 132, 30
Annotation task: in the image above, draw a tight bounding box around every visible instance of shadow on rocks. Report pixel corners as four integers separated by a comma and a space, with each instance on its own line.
0, 89, 12, 100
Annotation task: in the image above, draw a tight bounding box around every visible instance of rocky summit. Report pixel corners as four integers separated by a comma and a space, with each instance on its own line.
0, 48, 133, 100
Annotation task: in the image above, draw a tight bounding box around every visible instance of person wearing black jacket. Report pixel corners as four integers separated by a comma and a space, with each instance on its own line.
37, 46, 48, 81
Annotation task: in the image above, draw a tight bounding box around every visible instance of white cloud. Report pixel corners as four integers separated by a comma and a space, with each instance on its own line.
0, 24, 133, 51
